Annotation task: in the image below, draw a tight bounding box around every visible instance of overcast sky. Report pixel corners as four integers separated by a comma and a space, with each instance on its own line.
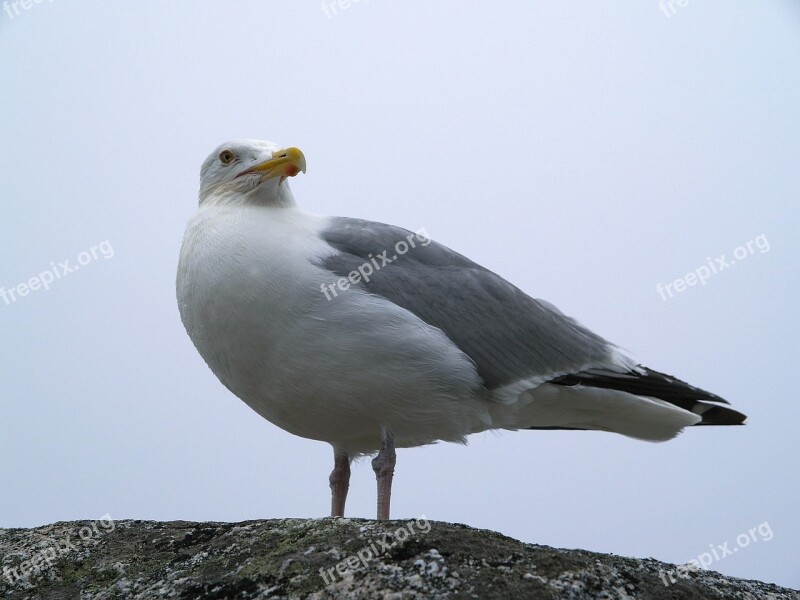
1, 1, 798, 589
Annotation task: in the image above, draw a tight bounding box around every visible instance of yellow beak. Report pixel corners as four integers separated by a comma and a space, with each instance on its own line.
246, 147, 307, 179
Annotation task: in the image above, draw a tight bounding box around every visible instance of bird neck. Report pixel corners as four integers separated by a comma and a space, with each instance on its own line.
200, 181, 298, 209
250, 181, 298, 208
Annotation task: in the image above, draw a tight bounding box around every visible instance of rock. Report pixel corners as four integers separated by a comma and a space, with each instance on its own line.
0, 518, 796, 599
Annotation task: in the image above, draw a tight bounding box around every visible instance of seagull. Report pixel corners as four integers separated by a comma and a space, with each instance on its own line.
177, 139, 747, 520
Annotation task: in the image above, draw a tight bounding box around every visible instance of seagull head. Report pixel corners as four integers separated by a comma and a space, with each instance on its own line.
198, 139, 307, 207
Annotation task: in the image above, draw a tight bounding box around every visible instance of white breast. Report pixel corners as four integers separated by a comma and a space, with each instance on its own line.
177, 204, 491, 456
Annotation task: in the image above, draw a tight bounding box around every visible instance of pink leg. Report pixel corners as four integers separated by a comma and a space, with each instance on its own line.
371, 432, 396, 520
329, 452, 350, 517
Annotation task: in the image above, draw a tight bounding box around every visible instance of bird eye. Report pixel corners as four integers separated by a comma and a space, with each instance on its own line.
219, 150, 235, 165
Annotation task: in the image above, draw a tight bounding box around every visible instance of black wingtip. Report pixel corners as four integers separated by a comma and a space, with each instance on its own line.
694, 405, 748, 426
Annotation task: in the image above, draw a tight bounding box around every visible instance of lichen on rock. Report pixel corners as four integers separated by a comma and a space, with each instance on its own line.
0, 518, 797, 599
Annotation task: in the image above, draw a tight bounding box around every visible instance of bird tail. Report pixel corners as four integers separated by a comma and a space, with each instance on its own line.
499, 366, 746, 442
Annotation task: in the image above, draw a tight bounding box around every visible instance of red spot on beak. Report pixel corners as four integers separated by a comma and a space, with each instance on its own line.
285, 165, 300, 177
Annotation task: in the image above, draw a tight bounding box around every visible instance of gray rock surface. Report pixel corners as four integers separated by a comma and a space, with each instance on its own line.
0, 518, 796, 599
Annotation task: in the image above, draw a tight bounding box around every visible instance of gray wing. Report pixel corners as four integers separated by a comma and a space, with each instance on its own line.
317, 217, 615, 391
